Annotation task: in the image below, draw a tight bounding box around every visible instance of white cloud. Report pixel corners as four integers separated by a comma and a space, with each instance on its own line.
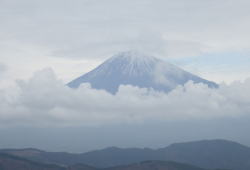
0, 68, 249, 127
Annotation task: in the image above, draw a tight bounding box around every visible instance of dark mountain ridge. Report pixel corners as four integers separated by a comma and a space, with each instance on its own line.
0, 139, 249, 170
0, 153, 228, 170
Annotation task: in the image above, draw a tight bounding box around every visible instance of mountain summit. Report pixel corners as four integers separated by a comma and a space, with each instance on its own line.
68, 51, 217, 94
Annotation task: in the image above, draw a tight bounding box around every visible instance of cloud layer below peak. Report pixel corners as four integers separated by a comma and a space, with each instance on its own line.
0, 68, 249, 127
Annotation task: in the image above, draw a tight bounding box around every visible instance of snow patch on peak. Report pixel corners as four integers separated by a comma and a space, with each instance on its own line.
109, 51, 158, 64
104, 51, 160, 76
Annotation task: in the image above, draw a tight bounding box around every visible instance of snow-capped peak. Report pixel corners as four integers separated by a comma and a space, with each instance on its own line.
68, 51, 218, 94
103, 51, 160, 76
109, 51, 158, 63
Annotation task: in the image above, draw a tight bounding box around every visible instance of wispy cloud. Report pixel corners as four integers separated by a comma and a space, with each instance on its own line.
1, 0, 250, 59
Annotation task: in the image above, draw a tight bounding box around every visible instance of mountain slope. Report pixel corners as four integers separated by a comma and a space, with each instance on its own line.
0, 153, 97, 170
160, 140, 250, 170
105, 161, 213, 170
0, 154, 223, 170
1, 140, 249, 170
68, 51, 217, 94
0, 153, 65, 170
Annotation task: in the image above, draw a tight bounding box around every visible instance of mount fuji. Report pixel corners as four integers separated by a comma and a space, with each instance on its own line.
68, 51, 217, 94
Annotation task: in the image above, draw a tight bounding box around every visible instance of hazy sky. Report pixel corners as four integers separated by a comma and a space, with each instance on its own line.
0, 0, 250, 152
1, 0, 250, 85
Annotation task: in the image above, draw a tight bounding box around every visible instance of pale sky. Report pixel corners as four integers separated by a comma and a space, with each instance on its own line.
0, 0, 250, 152
0, 0, 250, 87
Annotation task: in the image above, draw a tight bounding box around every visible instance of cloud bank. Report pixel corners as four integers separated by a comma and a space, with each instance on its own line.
0, 68, 249, 127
